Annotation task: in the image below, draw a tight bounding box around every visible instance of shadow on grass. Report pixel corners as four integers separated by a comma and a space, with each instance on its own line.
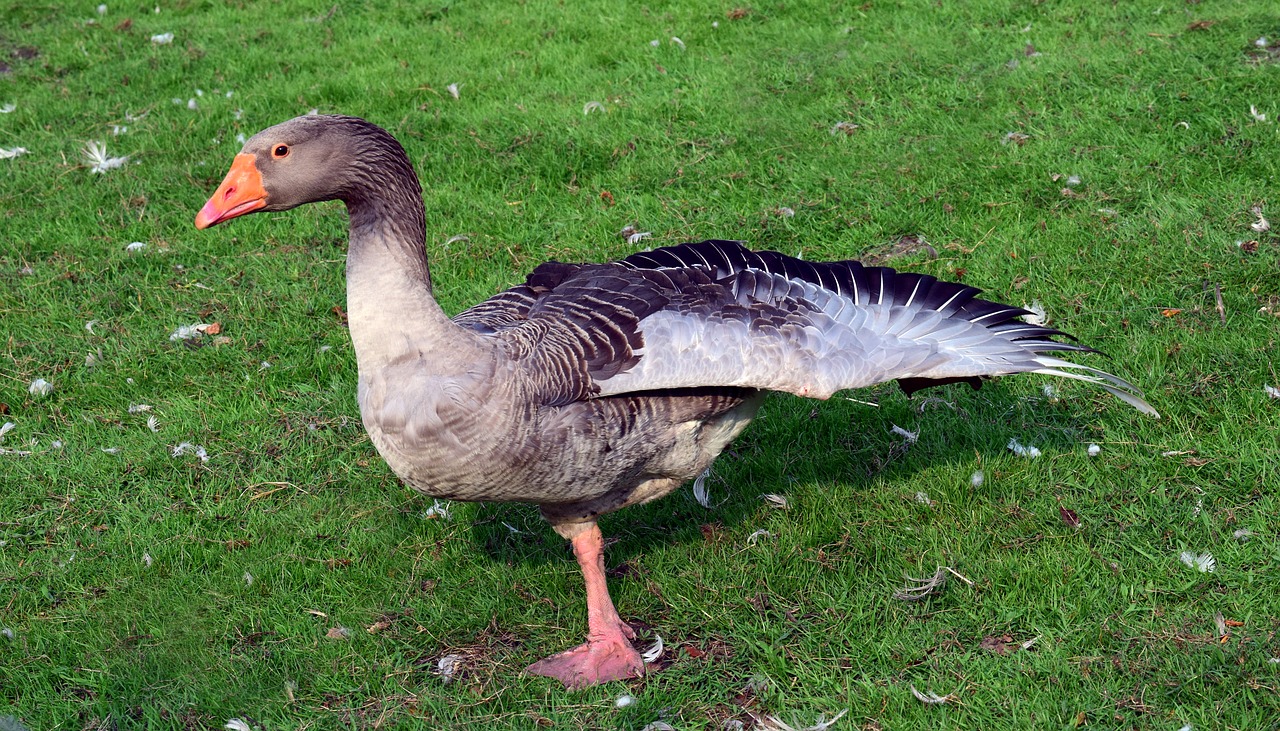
432, 378, 1095, 572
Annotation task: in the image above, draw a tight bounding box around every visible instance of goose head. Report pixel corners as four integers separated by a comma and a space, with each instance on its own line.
195, 115, 416, 229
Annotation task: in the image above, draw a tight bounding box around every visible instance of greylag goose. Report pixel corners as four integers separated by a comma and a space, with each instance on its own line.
195, 115, 1158, 689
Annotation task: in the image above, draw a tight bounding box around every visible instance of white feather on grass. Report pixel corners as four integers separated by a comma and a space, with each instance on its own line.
641, 634, 664, 663
890, 424, 918, 443
172, 442, 209, 462
1007, 438, 1041, 458
0, 147, 28, 159
436, 654, 464, 683
752, 708, 848, 731
169, 323, 209, 341
422, 499, 451, 520
83, 140, 129, 173
692, 466, 713, 508
1179, 551, 1216, 573
761, 494, 788, 509
910, 685, 957, 705
1022, 299, 1047, 326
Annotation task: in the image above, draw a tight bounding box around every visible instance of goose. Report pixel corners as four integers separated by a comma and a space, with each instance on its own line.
195, 114, 1158, 689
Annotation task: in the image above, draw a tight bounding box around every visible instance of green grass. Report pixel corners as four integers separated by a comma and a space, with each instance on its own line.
2, 0, 1279, 728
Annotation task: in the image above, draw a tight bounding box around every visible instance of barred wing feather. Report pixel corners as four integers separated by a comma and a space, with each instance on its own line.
603, 241, 1158, 415
462, 240, 1157, 417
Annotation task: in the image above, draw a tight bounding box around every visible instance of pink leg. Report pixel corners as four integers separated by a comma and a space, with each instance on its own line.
526, 523, 645, 689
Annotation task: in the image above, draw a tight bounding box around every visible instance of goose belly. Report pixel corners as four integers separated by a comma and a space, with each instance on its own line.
358, 373, 762, 507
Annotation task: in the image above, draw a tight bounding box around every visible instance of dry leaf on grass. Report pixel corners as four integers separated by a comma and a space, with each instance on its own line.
1059, 506, 1080, 528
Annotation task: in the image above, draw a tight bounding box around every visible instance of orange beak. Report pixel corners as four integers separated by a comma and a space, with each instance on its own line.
194, 153, 267, 229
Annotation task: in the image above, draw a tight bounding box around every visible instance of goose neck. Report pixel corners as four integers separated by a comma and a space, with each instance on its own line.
344, 200, 456, 363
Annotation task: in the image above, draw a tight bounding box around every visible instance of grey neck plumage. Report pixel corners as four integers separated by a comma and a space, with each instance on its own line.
340, 147, 464, 367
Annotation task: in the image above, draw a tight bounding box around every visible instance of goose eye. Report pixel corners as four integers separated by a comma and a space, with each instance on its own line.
272, 145, 290, 159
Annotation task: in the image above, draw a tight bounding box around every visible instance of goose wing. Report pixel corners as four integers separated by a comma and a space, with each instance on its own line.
451, 261, 582, 333
469, 240, 1157, 415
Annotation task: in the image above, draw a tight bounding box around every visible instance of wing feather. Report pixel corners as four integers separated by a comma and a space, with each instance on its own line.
466, 240, 1155, 416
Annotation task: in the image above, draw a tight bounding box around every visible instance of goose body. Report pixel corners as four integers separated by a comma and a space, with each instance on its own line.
196, 115, 1157, 688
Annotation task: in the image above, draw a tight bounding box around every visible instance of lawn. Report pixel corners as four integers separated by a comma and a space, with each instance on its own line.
1, 0, 1278, 728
